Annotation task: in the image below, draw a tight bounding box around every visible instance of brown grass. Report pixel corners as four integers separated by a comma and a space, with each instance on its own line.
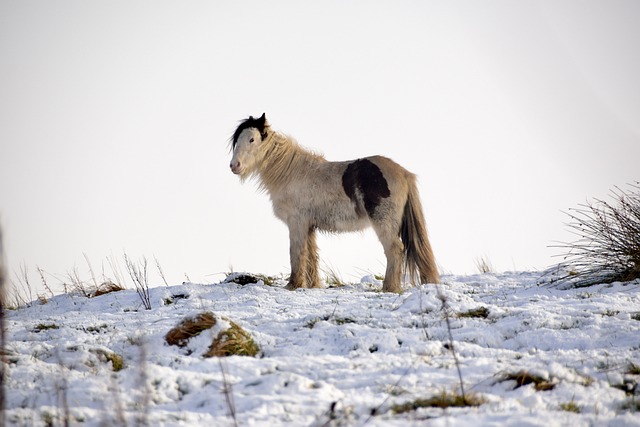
456, 306, 490, 319
165, 312, 259, 357
204, 321, 259, 357
165, 312, 217, 348
501, 371, 555, 391
93, 281, 125, 297
392, 390, 485, 414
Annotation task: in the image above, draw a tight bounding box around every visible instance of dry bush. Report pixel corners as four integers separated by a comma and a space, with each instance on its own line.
165, 312, 259, 357
549, 183, 640, 288
124, 254, 152, 310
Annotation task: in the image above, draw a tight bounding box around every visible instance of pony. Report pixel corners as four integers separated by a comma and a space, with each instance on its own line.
229, 113, 439, 293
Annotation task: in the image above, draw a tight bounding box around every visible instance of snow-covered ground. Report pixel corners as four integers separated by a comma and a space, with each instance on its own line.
4, 272, 640, 426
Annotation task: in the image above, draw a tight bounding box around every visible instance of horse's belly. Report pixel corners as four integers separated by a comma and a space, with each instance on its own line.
313, 206, 370, 233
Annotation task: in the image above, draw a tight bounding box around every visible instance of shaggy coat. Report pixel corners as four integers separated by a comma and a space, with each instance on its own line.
229, 114, 439, 293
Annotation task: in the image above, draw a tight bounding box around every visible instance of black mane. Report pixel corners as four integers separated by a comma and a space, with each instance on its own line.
231, 113, 268, 149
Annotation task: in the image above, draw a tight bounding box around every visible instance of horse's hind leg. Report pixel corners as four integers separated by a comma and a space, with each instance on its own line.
374, 222, 404, 293
305, 229, 321, 288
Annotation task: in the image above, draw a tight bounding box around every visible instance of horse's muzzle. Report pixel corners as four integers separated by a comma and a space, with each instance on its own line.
230, 161, 243, 175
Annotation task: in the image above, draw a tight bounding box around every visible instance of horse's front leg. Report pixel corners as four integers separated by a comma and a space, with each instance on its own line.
305, 228, 321, 288
285, 221, 310, 290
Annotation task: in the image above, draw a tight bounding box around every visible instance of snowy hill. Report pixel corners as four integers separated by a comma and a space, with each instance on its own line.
5, 272, 640, 426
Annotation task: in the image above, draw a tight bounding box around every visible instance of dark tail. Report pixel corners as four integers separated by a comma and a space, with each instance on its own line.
401, 182, 440, 285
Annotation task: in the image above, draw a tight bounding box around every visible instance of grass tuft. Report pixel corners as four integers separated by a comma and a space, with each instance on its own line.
501, 371, 555, 391
559, 400, 581, 413
391, 390, 485, 414
165, 312, 217, 348
323, 265, 347, 288
625, 362, 640, 375
33, 323, 59, 333
93, 281, 125, 297
457, 306, 490, 319
204, 321, 259, 357
165, 312, 259, 357
474, 256, 494, 274
620, 398, 640, 413
90, 348, 125, 372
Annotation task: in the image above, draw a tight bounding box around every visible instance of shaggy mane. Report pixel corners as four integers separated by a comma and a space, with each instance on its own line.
254, 132, 326, 193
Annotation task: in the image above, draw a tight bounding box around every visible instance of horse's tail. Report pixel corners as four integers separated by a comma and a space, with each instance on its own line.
401, 180, 440, 285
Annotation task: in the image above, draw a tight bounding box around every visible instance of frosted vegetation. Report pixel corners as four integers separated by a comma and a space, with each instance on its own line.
3, 271, 640, 426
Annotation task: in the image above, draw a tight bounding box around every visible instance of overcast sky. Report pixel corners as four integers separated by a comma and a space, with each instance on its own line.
1, 1, 639, 294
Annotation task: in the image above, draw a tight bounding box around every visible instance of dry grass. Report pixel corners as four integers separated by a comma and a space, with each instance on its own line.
559, 400, 581, 413
391, 390, 485, 414
165, 312, 259, 357
204, 321, 259, 357
500, 370, 555, 391
90, 348, 125, 372
456, 306, 490, 319
474, 256, 494, 274
165, 312, 217, 348
93, 281, 125, 297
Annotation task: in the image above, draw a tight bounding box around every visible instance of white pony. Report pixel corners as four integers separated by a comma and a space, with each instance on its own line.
229, 114, 439, 293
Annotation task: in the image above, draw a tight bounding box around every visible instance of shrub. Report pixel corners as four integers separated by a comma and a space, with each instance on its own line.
549, 183, 640, 288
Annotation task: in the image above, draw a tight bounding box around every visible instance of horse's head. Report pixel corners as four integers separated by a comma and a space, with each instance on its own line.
229, 113, 270, 178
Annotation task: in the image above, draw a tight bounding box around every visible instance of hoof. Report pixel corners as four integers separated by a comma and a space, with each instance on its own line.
285, 282, 302, 291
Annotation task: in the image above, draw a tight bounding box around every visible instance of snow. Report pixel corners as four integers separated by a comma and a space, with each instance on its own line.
4, 272, 640, 426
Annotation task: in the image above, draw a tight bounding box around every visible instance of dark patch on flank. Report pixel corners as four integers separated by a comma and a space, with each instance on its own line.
231, 113, 268, 149
342, 159, 391, 217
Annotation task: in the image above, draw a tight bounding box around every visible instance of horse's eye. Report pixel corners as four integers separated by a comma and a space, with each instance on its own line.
249, 138, 255, 143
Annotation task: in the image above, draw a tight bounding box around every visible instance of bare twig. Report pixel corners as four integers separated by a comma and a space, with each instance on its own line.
436, 284, 467, 401
14, 262, 34, 305
56, 353, 71, 427
219, 359, 239, 427
84, 253, 99, 290
154, 256, 169, 287
67, 266, 93, 297
124, 254, 152, 310
107, 254, 127, 290
135, 337, 150, 427
36, 266, 55, 298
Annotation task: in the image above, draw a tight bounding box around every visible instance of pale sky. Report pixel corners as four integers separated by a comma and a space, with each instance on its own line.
1, 1, 639, 294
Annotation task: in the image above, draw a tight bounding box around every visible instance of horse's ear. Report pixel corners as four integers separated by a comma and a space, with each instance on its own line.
259, 113, 269, 139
